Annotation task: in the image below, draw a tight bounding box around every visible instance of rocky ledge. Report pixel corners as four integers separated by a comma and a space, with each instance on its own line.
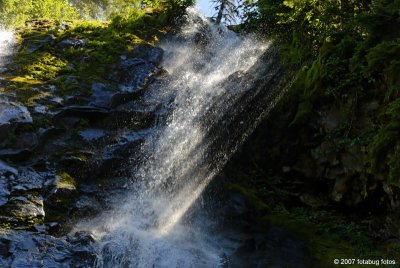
0, 20, 166, 266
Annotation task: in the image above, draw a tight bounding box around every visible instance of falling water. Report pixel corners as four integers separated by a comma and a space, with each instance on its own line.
90, 8, 284, 267
0, 30, 15, 75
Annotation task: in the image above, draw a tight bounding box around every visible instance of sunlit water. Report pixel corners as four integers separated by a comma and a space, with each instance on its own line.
0, 30, 15, 74
81, 9, 281, 267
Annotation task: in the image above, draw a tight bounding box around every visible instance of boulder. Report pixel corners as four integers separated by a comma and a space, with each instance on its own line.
44, 172, 78, 216
0, 230, 95, 267
58, 38, 87, 49
10, 168, 45, 192
73, 195, 102, 218
0, 97, 32, 141
89, 81, 115, 108
26, 34, 55, 53
6, 194, 45, 223
132, 44, 164, 65
115, 58, 160, 93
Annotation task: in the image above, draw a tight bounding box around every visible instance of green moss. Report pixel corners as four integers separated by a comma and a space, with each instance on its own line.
44, 171, 78, 223
0, 226, 11, 234
56, 171, 77, 190
18, 52, 67, 81
229, 184, 270, 216
7, 193, 45, 226
368, 98, 400, 184
4, 77, 43, 105
388, 147, 400, 187
4, 6, 172, 103
265, 207, 383, 267
290, 100, 312, 126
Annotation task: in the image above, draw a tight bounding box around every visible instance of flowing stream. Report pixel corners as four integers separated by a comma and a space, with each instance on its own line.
88, 9, 284, 267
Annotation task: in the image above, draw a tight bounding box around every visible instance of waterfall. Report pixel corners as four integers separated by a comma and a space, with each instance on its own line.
90, 8, 284, 267
0, 30, 15, 75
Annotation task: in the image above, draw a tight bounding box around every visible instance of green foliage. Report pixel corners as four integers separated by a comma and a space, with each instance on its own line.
365, 39, 400, 100
369, 99, 400, 186
5, 0, 189, 107
241, 0, 400, 186
0, 0, 194, 29
0, 0, 79, 29
265, 205, 397, 266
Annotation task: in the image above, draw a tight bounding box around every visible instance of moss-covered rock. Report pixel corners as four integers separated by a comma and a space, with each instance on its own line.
44, 171, 78, 223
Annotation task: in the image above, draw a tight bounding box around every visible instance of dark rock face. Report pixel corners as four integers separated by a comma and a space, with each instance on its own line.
0, 176, 10, 206
227, 226, 314, 268
90, 81, 114, 108
0, 21, 167, 266
0, 97, 32, 142
115, 57, 160, 94
0, 149, 32, 163
132, 44, 164, 65
0, 230, 95, 267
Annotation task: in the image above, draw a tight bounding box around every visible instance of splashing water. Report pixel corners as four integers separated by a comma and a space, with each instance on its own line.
0, 30, 15, 74
89, 8, 283, 267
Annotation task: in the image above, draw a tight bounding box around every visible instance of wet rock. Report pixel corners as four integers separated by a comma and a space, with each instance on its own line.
0, 177, 10, 206
112, 138, 143, 159
7, 194, 45, 223
95, 129, 150, 174
90, 81, 115, 108
109, 92, 139, 108
26, 34, 55, 53
132, 44, 164, 64
58, 38, 87, 49
79, 128, 105, 142
115, 58, 159, 93
58, 151, 93, 175
0, 230, 94, 268
35, 95, 64, 107
0, 160, 18, 176
73, 195, 102, 218
37, 127, 66, 148
0, 149, 32, 163
79, 183, 100, 194
118, 129, 153, 143
67, 231, 95, 245
67, 231, 96, 267
10, 168, 45, 192
104, 107, 154, 130
33, 224, 47, 233
44, 172, 78, 214
14, 132, 39, 149
0, 97, 32, 141
54, 105, 109, 121
32, 105, 48, 114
